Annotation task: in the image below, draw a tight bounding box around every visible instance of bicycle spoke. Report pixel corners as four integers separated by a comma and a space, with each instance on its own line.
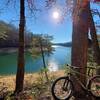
53, 78, 72, 99
52, 77, 72, 100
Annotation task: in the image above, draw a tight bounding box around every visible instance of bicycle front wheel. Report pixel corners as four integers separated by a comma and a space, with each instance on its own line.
51, 76, 73, 100
89, 75, 100, 98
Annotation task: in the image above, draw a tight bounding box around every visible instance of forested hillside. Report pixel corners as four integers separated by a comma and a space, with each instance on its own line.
0, 21, 32, 48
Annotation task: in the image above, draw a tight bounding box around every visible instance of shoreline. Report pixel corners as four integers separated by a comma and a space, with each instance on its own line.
0, 47, 18, 53
0, 47, 53, 54
0, 47, 30, 53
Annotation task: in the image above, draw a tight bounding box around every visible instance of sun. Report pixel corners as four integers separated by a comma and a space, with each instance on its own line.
52, 11, 60, 19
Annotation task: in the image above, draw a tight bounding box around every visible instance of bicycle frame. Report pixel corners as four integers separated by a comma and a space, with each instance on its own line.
51, 64, 100, 100
69, 73, 89, 92
66, 65, 97, 93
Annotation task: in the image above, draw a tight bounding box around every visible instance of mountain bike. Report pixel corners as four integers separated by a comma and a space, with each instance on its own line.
51, 64, 100, 100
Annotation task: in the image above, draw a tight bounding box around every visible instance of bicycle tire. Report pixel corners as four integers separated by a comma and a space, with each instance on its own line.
51, 76, 74, 100
88, 75, 100, 98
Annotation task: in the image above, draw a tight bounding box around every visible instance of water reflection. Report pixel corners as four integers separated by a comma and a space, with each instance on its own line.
52, 45, 59, 48
48, 58, 59, 71
0, 46, 71, 74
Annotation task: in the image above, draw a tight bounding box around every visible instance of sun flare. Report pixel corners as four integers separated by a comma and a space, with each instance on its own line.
52, 11, 60, 19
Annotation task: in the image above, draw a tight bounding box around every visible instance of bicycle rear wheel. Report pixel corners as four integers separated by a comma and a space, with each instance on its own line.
89, 75, 100, 98
51, 76, 73, 100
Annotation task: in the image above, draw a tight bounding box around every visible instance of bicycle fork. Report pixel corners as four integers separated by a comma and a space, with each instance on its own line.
62, 77, 70, 91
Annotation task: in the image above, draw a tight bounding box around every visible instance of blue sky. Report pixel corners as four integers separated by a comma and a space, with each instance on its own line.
0, 0, 99, 43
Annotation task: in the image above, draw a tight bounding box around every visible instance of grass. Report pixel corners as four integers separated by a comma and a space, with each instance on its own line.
0, 70, 65, 100
0, 63, 99, 100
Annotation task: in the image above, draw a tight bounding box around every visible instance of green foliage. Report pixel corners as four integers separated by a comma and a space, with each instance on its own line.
31, 70, 56, 99
30, 48, 41, 58
31, 34, 53, 57
88, 48, 95, 62
40, 67, 49, 74
63, 64, 70, 75
20, 68, 56, 99
38, 67, 49, 83
31, 81, 51, 99
31, 34, 53, 48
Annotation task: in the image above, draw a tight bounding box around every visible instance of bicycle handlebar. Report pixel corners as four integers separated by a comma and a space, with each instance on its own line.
66, 64, 97, 69
66, 64, 98, 77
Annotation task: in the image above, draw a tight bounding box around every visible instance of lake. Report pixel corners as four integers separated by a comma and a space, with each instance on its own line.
0, 46, 71, 75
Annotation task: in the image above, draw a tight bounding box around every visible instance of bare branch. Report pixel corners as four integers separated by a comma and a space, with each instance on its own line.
91, 9, 100, 18
6, 0, 12, 6
27, 0, 40, 12
26, 0, 41, 20
45, 0, 56, 8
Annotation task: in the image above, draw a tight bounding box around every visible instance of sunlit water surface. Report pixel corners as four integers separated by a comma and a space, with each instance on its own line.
0, 46, 71, 75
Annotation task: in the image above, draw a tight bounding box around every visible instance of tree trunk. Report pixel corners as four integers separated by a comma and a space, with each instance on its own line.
88, 4, 100, 75
39, 38, 49, 82
15, 0, 25, 94
71, 1, 89, 99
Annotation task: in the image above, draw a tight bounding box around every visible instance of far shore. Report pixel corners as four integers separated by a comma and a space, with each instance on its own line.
0, 46, 53, 54
0, 47, 18, 53
0, 47, 30, 53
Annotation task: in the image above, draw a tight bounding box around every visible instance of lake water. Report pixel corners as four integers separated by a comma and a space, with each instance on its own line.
0, 46, 71, 75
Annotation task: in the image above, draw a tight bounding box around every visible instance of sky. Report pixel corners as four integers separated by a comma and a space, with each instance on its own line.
0, 0, 99, 43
